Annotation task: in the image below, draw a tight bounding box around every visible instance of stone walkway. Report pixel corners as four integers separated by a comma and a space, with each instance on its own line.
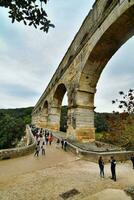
0, 142, 75, 182
0, 140, 134, 200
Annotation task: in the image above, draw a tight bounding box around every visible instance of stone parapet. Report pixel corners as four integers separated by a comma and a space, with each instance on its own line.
80, 150, 134, 163
0, 125, 36, 160
52, 131, 134, 163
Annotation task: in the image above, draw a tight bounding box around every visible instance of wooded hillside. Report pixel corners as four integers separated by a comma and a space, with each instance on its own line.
0, 107, 33, 149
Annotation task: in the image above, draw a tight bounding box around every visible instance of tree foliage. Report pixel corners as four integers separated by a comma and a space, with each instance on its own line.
60, 106, 68, 132
0, 107, 33, 149
94, 112, 108, 133
0, 0, 55, 32
103, 89, 134, 149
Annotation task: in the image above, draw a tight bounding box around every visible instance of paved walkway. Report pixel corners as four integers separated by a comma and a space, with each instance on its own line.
0, 142, 75, 183
0, 140, 134, 200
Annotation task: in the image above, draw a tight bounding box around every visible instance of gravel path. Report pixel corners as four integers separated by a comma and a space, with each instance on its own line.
0, 141, 133, 200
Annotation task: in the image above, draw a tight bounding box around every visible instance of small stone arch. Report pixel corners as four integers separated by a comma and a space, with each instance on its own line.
38, 107, 41, 112
38, 100, 49, 128
43, 100, 48, 113
47, 83, 68, 131
53, 83, 67, 107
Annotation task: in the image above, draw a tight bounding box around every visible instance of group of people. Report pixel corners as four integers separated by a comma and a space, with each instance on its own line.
30, 125, 134, 180
31, 126, 54, 157
98, 154, 134, 182
61, 138, 68, 151
30, 125, 68, 156
34, 141, 45, 157
56, 138, 68, 151
98, 156, 116, 181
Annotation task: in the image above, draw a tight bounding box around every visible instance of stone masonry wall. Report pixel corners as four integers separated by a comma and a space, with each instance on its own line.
0, 125, 36, 160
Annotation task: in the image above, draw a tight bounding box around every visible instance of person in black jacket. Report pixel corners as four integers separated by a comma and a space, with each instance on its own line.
130, 154, 134, 169
110, 156, 116, 181
98, 156, 104, 178
61, 138, 64, 149
64, 139, 68, 151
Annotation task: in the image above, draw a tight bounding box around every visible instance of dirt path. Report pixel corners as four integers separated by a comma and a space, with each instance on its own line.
0, 142, 134, 200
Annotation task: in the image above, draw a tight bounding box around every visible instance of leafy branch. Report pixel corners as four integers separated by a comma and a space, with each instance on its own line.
112, 89, 134, 114
0, 0, 55, 32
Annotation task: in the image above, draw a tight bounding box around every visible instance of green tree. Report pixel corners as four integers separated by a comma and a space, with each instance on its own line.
60, 106, 68, 132
94, 112, 108, 132
105, 89, 134, 149
0, 114, 24, 149
0, 0, 54, 32
0, 107, 33, 149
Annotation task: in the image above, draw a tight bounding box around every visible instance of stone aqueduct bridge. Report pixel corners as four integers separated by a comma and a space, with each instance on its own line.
32, 0, 134, 142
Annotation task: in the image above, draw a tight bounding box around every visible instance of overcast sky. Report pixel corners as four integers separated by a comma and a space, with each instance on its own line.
0, 0, 133, 112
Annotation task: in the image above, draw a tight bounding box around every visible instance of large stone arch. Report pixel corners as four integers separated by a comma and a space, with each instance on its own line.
79, 4, 134, 91
75, 3, 134, 141
53, 83, 67, 107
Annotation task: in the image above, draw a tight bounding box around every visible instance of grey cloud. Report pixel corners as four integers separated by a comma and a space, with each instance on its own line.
0, 82, 39, 97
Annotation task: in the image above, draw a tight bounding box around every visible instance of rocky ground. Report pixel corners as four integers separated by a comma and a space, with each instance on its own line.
0, 142, 134, 200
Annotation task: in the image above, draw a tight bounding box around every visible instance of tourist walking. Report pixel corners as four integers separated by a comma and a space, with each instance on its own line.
64, 139, 68, 151
37, 133, 41, 145
41, 142, 45, 155
130, 154, 134, 169
98, 156, 104, 178
110, 156, 116, 181
34, 145, 40, 157
56, 138, 60, 148
57, 138, 60, 144
45, 133, 49, 145
61, 138, 64, 149
48, 134, 53, 145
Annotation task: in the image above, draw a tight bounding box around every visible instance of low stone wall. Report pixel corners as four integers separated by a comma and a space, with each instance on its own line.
80, 150, 134, 163
0, 125, 36, 160
53, 132, 134, 163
